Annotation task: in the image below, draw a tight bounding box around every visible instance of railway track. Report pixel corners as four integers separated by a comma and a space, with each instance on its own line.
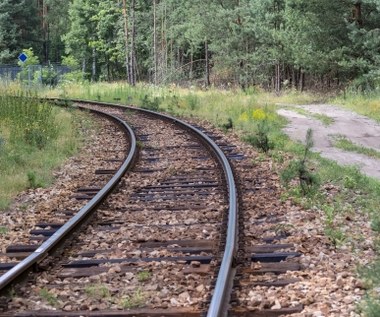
0, 100, 307, 316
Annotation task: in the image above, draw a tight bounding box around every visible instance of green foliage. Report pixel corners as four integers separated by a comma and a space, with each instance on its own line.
333, 135, 380, 160
0, 0, 42, 64
85, 284, 110, 299
0, 88, 83, 210
17, 48, 40, 83
281, 129, 319, 195
120, 289, 145, 309
324, 227, 346, 246
2, 0, 380, 88
136, 271, 151, 283
220, 118, 234, 132
0, 94, 58, 148
62, 55, 80, 69
0, 226, 8, 235
371, 216, 380, 233
168, 95, 180, 112
244, 120, 274, 153
27, 171, 45, 189
140, 94, 161, 111
39, 288, 58, 307
185, 94, 200, 111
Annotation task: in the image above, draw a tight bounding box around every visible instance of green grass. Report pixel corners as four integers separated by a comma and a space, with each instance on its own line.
332, 91, 380, 122
283, 105, 334, 126
0, 89, 84, 209
136, 270, 151, 283
85, 284, 110, 299
39, 288, 58, 307
332, 135, 380, 159
0, 227, 8, 235
312, 113, 335, 126
120, 288, 146, 309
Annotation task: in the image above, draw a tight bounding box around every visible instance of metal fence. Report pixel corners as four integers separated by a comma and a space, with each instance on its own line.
0, 64, 71, 85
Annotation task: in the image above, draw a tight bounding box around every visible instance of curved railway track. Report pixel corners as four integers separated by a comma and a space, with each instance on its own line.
0, 100, 307, 317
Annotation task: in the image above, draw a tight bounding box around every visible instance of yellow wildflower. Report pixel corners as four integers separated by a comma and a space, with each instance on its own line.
252, 109, 266, 121
238, 112, 249, 122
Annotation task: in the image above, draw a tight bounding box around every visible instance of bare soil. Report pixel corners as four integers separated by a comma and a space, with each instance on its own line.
277, 104, 380, 179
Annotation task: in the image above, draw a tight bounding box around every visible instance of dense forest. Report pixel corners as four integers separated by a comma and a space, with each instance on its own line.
0, 0, 379, 91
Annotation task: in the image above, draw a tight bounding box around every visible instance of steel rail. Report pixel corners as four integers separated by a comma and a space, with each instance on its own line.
0, 106, 137, 293
57, 99, 239, 317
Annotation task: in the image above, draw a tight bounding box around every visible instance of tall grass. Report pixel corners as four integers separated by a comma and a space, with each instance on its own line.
332, 90, 380, 122
0, 90, 83, 209
0, 94, 58, 148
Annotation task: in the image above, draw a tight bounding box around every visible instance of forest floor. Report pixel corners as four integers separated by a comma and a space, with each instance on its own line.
276, 103, 380, 180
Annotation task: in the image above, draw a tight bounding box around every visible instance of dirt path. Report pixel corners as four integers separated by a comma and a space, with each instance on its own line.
276, 104, 380, 179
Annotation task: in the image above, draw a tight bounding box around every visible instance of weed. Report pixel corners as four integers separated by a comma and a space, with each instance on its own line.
85, 284, 110, 299
39, 287, 58, 306
0, 136, 5, 154
343, 175, 356, 189
322, 204, 336, 227
332, 135, 380, 160
244, 120, 274, 153
0, 91, 84, 210
7, 287, 16, 299
281, 129, 319, 195
169, 95, 180, 110
27, 171, 44, 189
360, 297, 380, 317
140, 94, 160, 111
0, 226, 8, 235
325, 227, 346, 246
284, 106, 334, 126
312, 113, 334, 126
371, 216, 380, 233
120, 288, 145, 309
137, 271, 151, 282
136, 141, 144, 149
185, 94, 199, 111
220, 118, 233, 132
272, 223, 294, 236
270, 150, 285, 164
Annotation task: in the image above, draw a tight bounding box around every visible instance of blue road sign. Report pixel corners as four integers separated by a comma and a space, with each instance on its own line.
18, 52, 28, 63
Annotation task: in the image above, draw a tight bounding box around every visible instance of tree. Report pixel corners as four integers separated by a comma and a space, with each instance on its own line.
63, 0, 99, 79
0, 0, 42, 64
43, 0, 70, 63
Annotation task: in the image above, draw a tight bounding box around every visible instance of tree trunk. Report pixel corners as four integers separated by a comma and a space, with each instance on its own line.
92, 47, 96, 82
275, 62, 281, 94
130, 0, 136, 86
353, 2, 363, 27
153, 0, 157, 84
122, 0, 130, 82
205, 40, 210, 87
292, 66, 296, 89
299, 68, 305, 92
189, 51, 193, 80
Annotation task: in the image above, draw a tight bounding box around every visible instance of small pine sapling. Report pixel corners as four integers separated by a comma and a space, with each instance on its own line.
281, 128, 319, 195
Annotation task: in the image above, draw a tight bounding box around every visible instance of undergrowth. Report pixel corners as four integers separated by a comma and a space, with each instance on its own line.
0, 89, 84, 209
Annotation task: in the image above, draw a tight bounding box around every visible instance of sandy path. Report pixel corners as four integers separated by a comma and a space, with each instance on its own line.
276, 104, 380, 179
